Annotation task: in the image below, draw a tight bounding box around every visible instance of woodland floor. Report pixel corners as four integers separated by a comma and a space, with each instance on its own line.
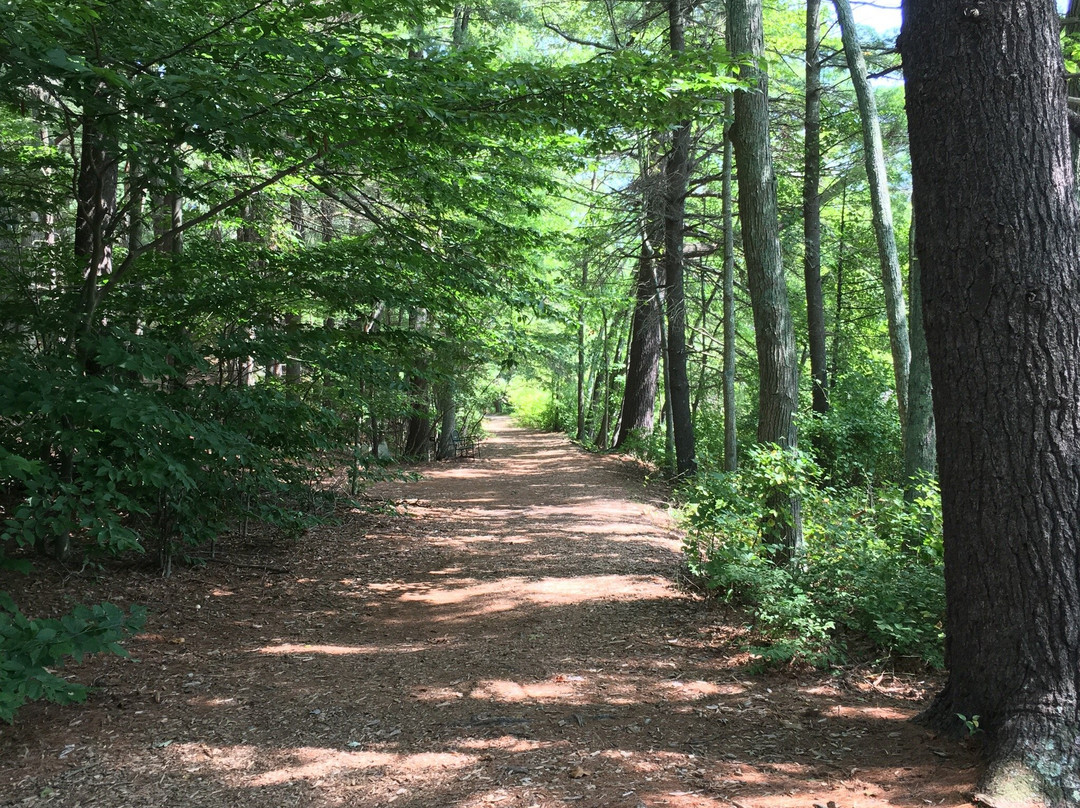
0, 416, 980, 808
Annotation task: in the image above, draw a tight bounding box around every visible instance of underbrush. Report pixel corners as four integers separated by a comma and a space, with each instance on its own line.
0, 326, 393, 721
681, 444, 944, 669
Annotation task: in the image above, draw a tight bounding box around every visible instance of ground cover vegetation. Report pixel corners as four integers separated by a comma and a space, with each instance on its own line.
3, 0, 1079, 800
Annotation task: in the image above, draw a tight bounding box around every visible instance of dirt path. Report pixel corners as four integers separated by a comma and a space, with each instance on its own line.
0, 417, 978, 807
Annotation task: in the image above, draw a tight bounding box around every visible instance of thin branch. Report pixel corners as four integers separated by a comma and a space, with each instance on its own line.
542, 16, 618, 51
102, 144, 340, 303
140, 0, 277, 72
867, 63, 902, 79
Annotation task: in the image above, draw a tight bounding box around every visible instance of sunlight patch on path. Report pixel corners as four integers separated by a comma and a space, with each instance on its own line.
170, 743, 474, 788
376, 573, 674, 621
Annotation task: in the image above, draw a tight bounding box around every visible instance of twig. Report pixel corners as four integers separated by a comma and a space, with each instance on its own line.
204, 558, 291, 574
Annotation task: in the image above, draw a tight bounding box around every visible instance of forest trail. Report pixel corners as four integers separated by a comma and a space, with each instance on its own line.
0, 417, 977, 808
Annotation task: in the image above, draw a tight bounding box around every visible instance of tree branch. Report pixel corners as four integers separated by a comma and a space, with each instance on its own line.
98, 144, 341, 311
1068, 109, 1080, 140
541, 16, 618, 51
868, 64, 902, 79
139, 0, 277, 72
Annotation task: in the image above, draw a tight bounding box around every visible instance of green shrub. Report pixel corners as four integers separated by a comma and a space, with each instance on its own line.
0, 328, 342, 566
0, 593, 145, 722
682, 447, 944, 668
614, 426, 666, 465
801, 371, 903, 489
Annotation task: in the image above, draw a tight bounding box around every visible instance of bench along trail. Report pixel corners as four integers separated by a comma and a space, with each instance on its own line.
0, 417, 977, 807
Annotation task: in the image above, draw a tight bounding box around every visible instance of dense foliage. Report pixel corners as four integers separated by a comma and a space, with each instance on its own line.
0, 0, 950, 720
682, 446, 943, 667
0, 0, 737, 718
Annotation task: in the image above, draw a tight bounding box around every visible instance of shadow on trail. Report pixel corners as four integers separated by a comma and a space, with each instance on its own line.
0, 417, 976, 808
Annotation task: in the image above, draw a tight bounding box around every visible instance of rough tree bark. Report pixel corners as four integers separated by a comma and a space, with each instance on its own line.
904, 0, 1080, 801
803, 0, 829, 415
1068, 0, 1080, 170
663, 0, 697, 477
435, 382, 456, 461
727, 0, 802, 558
613, 165, 664, 449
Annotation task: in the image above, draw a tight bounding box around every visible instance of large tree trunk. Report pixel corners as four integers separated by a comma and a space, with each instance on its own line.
904, 0, 1080, 800
803, 0, 829, 415
663, 0, 697, 477
902, 214, 935, 499
834, 0, 911, 432
613, 174, 663, 449
728, 0, 802, 559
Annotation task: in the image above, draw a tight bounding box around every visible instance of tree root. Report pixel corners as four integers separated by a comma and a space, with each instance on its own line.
917, 687, 1080, 807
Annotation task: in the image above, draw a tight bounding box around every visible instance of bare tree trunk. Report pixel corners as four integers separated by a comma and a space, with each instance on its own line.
151, 158, 183, 255
613, 166, 663, 448
722, 97, 738, 472
902, 214, 935, 500
663, 0, 697, 477
649, 245, 676, 474
586, 311, 608, 437
127, 153, 145, 257
830, 186, 848, 388
290, 197, 305, 242
436, 383, 456, 460
403, 309, 433, 457
284, 312, 302, 385
1068, 0, 1080, 171
728, 0, 802, 560
576, 256, 588, 441
595, 317, 613, 449
165, 162, 183, 254
452, 5, 472, 47
319, 198, 335, 242
834, 0, 910, 432
74, 111, 118, 338
597, 322, 627, 449
804, 0, 829, 414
